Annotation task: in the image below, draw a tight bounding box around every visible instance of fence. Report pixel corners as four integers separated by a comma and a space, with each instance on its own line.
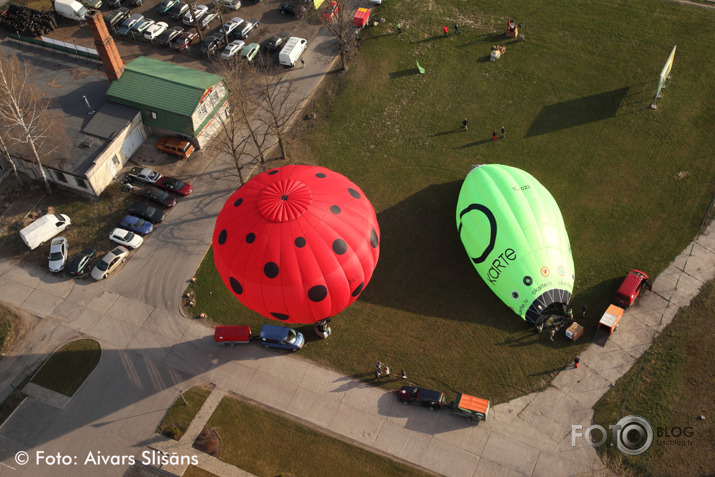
9, 33, 101, 61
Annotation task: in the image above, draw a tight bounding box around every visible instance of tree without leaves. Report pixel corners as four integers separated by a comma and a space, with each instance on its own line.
309, 1, 358, 71
0, 53, 67, 194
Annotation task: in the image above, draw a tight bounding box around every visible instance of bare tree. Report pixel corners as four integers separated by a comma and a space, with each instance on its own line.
0, 53, 66, 193
185, 1, 206, 42
0, 134, 23, 185
252, 63, 307, 160
310, 1, 358, 71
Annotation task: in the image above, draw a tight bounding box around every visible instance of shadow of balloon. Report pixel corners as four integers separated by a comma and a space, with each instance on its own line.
358, 181, 525, 333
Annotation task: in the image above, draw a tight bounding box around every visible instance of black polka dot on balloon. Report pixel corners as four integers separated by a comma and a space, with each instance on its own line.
218, 229, 227, 245
229, 277, 243, 295
271, 312, 289, 321
295, 237, 306, 248
332, 239, 347, 255
316, 173, 326, 178
246, 233, 255, 243
523, 276, 533, 286
348, 188, 361, 199
351, 282, 364, 297
308, 285, 328, 302
330, 205, 341, 214
370, 229, 378, 248
268, 169, 279, 175
264, 262, 279, 278
234, 198, 243, 207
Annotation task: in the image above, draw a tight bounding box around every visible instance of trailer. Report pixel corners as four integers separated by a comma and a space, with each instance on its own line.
452, 393, 490, 422
597, 305, 624, 335
352, 8, 369, 28
214, 325, 251, 346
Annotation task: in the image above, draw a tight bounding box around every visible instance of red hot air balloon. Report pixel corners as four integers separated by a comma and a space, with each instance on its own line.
212, 165, 380, 324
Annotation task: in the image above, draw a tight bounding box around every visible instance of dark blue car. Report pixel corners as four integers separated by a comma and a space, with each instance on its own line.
258, 325, 304, 351
120, 215, 154, 236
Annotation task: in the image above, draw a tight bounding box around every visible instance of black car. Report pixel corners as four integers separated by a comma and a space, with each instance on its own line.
279, 2, 306, 18
234, 19, 258, 40
397, 386, 446, 409
67, 248, 96, 276
169, 1, 189, 19
128, 202, 165, 223
127, 0, 142, 7
263, 32, 289, 53
138, 186, 177, 208
157, 26, 183, 46
107, 0, 122, 8
200, 35, 224, 55
105, 7, 130, 29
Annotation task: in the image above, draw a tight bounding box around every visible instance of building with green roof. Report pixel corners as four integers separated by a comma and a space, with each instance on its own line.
106, 56, 228, 147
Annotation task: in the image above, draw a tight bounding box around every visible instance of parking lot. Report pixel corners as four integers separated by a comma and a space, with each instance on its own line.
45, 0, 326, 72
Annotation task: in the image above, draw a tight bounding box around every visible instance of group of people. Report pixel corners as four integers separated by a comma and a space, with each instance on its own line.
375, 362, 408, 382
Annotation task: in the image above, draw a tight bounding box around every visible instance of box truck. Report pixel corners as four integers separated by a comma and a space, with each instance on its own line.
54, 0, 88, 21
19, 213, 72, 250
278, 36, 307, 67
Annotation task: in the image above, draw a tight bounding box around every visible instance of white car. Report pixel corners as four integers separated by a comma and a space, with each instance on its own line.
133, 18, 156, 34
128, 166, 163, 184
220, 39, 245, 59
91, 246, 129, 280
48, 237, 68, 273
222, 17, 242, 36
183, 4, 208, 25
109, 228, 144, 250
144, 21, 169, 40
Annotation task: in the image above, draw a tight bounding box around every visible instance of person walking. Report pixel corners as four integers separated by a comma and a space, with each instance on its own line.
374, 369, 381, 382
492, 129, 498, 141
396, 23, 401, 35
384, 366, 390, 378
443, 25, 449, 37
574, 356, 580, 369
401, 369, 407, 379
300, 58, 305, 68
463, 118, 469, 131
501, 126, 505, 139
549, 327, 556, 342
375, 361, 383, 371
454, 23, 460, 35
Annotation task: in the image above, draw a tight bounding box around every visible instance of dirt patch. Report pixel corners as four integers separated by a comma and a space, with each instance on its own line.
193, 426, 221, 457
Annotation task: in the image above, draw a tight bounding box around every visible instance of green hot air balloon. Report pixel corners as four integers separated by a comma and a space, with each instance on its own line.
456, 164, 575, 326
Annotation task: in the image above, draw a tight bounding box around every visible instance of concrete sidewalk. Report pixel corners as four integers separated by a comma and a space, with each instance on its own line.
0, 222, 712, 476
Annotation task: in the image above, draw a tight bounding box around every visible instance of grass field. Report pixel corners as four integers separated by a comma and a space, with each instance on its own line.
156, 384, 214, 440
204, 393, 433, 477
30, 339, 101, 397
592, 279, 714, 476
189, 0, 715, 405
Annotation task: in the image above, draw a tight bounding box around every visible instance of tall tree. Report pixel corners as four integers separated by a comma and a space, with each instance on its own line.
310, 1, 358, 71
0, 53, 65, 194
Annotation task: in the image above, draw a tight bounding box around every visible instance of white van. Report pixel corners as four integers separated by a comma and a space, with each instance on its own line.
19, 214, 72, 250
54, 0, 88, 21
279, 37, 307, 67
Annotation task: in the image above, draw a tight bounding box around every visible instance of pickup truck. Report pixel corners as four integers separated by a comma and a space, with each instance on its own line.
128, 166, 163, 184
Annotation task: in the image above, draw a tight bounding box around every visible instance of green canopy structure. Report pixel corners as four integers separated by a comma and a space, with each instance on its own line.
456, 164, 575, 326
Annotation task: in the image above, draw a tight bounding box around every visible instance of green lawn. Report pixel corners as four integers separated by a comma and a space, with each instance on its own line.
205, 394, 433, 477
592, 279, 714, 476
156, 384, 214, 440
188, 0, 715, 404
30, 339, 101, 397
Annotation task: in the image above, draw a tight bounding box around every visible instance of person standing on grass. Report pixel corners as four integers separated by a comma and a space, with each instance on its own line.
397, 23, 401, 35
384, 366, 390, 378
463, 118, 469, 131
549, 327, 556, 342
501, 126, 505, 139
492, 129, 498, 141
443, 25, 449, 37
454, 23, 460, 35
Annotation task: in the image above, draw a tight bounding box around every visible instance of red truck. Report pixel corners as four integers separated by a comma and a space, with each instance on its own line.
214, 325, 251, 347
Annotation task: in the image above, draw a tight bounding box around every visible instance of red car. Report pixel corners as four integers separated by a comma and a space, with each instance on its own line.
156, 176, 193, 196
322, 1, 338, 21
171, 28, 198, 51
614, 269, 651, 308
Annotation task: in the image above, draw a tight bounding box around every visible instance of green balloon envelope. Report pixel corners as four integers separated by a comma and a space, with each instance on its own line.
456, 165, 575, 325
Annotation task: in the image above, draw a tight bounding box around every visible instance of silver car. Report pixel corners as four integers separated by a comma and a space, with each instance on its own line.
91, 246, 129, 280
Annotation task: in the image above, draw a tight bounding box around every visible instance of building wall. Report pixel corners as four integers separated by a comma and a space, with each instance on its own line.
190, 81, 229, 136
12, 116, 146, 197
109, 97, 193, 136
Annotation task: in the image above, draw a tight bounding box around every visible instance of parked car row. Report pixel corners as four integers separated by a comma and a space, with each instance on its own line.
40, 167, 192, 280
